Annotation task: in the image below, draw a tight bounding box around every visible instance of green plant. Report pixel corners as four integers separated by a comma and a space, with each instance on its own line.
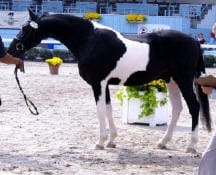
203, 55, 216, 67
52, 49, 74, 61
39, 48, 53, 59
115, 79, 168, 118
22, 47, 75, 62
23, 48, 39, 60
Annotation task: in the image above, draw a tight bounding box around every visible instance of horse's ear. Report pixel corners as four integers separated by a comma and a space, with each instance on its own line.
28, 8, 37, 21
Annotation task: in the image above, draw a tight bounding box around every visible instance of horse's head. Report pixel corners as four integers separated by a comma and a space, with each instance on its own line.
8, 9, 44, 57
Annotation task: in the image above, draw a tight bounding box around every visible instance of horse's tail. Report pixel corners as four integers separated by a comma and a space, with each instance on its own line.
195, 42, 212, 132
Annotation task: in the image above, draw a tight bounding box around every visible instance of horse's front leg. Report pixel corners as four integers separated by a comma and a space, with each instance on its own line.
92, 83, 108, 150
105, 86, 117, 148
157, 79, 183, 149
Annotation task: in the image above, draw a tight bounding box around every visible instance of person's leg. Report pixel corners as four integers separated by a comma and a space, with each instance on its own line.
198, 129, 216, 175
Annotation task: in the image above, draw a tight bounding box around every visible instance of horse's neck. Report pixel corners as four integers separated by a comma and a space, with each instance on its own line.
41, 15, 94, 56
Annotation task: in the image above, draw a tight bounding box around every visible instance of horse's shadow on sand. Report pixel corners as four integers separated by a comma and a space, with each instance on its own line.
0, 152, 58, 172
113, 147, 200, 167
130, 123, 191, 132
0, 125, 198, 173
0, 126, 196, 173
0, 144, 200, 173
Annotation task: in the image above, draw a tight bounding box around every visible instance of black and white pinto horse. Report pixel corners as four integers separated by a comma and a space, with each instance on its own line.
8, 9, 211, 153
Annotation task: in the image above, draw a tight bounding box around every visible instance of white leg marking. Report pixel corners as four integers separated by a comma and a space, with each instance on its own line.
157, 79, 183, 148
95, 85, 108, 150
106, 104, 117, 148
186, 126, 198, 153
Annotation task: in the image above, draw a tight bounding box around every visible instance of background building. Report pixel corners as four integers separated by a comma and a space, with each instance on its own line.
0, 0, 216, 42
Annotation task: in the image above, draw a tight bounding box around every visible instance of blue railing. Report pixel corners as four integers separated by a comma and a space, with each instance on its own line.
0, 2, 10, 10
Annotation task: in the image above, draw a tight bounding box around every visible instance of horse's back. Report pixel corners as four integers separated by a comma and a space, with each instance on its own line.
125, 30, 196, 47
144, 30, 200, 63
133, 30, 201, 80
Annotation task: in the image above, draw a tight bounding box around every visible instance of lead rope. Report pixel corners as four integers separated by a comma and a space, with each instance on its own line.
14, 67, 39, 115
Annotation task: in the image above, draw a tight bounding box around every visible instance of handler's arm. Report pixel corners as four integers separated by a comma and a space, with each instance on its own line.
0, 53, 23, 68
0, 36, 24, 69
201, 86, 216, 99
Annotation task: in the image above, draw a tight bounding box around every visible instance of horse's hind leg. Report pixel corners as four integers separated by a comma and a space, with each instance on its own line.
157, 79, 183, 149
175, 78, 199, 153
105, 86, 117, 148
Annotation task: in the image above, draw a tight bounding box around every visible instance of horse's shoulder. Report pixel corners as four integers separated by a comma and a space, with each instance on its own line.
93, 28, 125, 48
79, 28, 126, 77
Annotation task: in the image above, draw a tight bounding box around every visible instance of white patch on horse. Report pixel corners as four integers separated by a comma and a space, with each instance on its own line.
92, 21, 150, 84
110, 40, 150, 84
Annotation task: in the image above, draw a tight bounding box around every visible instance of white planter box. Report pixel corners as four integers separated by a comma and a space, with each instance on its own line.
122, 95, 170, 127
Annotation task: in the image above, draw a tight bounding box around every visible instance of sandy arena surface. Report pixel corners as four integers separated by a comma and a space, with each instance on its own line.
0, 61, 216, 175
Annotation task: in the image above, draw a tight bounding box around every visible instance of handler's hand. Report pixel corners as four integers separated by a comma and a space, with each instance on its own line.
15, 58, 25, 72
201, 86, 213, 95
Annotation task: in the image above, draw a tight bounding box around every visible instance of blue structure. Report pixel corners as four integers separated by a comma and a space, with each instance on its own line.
0, 0, 215, 44
42, 1, 63, 13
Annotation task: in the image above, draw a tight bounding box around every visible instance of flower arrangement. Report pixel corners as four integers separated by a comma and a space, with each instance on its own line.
83, 12, 101, 21
126, 14, 147, 23
45, 56, 63, 66
45, 56, 63, 74
115, 79, 168, 118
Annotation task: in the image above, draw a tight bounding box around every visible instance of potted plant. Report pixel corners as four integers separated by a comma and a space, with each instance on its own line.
115, 79, 169, 126
83, 12, 101, 21
45, 56, 63, 75
126, 14, 147, 23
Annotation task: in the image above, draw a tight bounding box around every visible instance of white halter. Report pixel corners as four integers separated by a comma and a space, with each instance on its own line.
29, 21, 38, 29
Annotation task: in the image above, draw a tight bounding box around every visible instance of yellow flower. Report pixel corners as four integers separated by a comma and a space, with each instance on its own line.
83, 12, 101, 20
45, 56, 63, 66
147, 79, 167, 92
126, 14, 147, 23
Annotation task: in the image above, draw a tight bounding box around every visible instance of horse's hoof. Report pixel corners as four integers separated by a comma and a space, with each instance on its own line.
157, 143, 167, 150
95, 144, 104, 150
107, 142, 116, 148
186, 147, 197, 154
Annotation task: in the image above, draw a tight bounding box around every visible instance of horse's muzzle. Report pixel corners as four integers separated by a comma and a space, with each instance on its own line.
8, 38, 25, 58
